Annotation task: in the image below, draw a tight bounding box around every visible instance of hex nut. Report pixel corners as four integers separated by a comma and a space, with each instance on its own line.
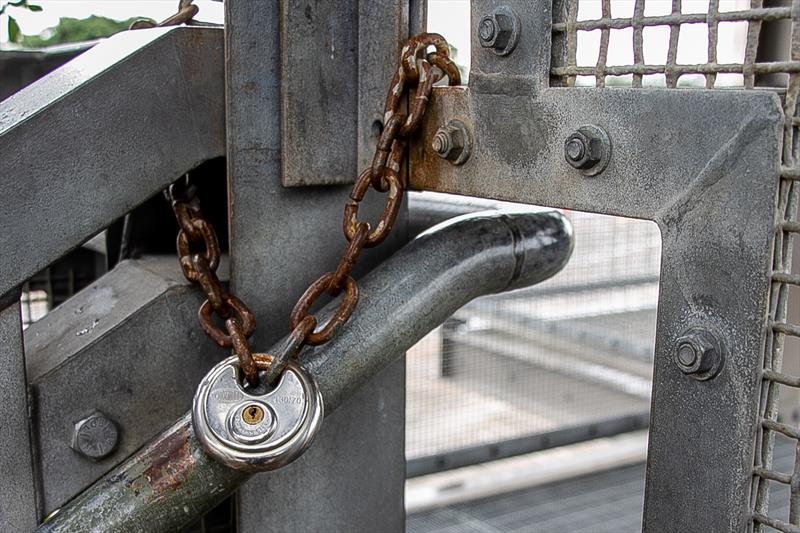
477, 6, 520, 56
674, 328, 725, 381
71, 410, 119, 461
431, 119, 472, 165
564, 125, 612, 177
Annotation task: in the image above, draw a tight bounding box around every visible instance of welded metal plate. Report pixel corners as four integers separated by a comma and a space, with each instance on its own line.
280, 0, 358, 186
409, 86, 782, 532
25, 257, 227, 513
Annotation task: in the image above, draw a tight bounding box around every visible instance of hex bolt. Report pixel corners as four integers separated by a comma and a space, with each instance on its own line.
431, 119, 472, 165
565, 137, 586, 163
478, 18, 496, 43
71, 410, 119, 461
431, 131, 452, 156
564, 125, 612, 177
477, 6, 521, 56
674, 328, 725, 381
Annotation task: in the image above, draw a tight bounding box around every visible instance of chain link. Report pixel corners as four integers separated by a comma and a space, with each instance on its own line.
168, 182, 260, 386
289, 33, 460, 349
169, 33, 459, 385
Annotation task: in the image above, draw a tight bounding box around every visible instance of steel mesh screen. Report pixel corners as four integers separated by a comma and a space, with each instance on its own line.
551, 0, 790, 89
550, 2, 800, 531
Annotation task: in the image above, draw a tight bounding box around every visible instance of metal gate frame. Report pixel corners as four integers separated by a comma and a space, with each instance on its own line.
408, 1, 785, 531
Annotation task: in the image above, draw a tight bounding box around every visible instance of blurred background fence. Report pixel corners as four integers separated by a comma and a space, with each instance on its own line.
405, 194, 660, 476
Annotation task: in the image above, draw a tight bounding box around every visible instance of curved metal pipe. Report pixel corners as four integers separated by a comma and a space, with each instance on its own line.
305, 210, 574, 409
38, 210, 572, 532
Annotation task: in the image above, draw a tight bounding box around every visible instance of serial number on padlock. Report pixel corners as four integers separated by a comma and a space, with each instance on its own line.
275, 396, 303, 405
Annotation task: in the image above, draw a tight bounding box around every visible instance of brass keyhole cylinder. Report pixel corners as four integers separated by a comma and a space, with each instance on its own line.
242, 404, 265, 425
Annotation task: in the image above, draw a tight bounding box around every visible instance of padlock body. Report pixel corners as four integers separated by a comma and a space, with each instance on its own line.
192, 355, 324, 471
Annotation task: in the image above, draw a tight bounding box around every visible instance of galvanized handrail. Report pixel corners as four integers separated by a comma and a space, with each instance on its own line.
37, 209, 573, 531
0, 26, 224, 303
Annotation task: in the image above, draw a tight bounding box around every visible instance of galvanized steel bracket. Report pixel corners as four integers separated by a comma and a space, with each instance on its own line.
409, 85, 782, 532
407, 3, 784, 529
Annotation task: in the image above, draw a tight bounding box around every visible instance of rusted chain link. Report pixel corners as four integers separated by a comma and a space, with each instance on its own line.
168, 181, 259, 386
291, 33, 460, 347
130, 0, 198, 30
169, 33, 459, 385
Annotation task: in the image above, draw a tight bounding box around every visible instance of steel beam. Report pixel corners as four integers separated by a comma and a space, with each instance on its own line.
0, 300, 39, 530
409, 84, 782, 532
226, 1, 412, 530
24, 257, 228, 513
36, 209, 573, 532
0, 26, 224, 301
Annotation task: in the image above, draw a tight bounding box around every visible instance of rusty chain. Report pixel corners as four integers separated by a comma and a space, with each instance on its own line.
169, 33, 460, 386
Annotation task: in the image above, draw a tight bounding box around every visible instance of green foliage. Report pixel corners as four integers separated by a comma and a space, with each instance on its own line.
1, 0, 43, 44
20, 15, 140, 48
7, 14, 18, 42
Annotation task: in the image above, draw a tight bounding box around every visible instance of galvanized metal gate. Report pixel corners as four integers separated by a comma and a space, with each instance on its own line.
0, 1, 798, 532
415, 2, 799, 531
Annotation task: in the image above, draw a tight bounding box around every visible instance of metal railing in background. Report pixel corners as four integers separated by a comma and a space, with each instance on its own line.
405, 194, 659, 476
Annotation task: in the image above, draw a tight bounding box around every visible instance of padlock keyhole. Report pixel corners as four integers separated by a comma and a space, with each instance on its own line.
241, 404, 265, 425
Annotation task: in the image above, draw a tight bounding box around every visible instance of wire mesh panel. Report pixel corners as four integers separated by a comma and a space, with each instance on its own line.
551, 0, 786, 89
549, 2, 800, 532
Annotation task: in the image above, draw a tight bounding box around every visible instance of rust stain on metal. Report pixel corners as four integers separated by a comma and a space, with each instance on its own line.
142, 424, 194, 496
408, 86, 469, 192
120, 424, 194, 500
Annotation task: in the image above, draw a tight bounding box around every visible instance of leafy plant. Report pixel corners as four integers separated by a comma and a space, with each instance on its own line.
20, 15, 140, 47
1, 0, 42, 44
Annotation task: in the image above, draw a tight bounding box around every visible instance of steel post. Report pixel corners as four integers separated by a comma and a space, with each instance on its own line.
0, 300, 39, 529
225, 1, 412, 530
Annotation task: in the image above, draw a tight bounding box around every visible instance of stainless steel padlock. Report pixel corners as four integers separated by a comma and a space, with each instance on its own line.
192, 354, 324, 471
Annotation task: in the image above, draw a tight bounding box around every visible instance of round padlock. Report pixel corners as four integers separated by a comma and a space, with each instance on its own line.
192, 354, 324, 471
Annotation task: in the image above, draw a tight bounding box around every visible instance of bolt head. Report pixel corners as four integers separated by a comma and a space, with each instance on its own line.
565, 138, 586, 163
478, 18, 496, 43
674, 328, 724, 380
432, 131, 452, 156
677, 343, 698, 367
478, 10, 517, 53
564, 132, 597, 169
71, 411, 119, 461
431, 120, 471, 165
